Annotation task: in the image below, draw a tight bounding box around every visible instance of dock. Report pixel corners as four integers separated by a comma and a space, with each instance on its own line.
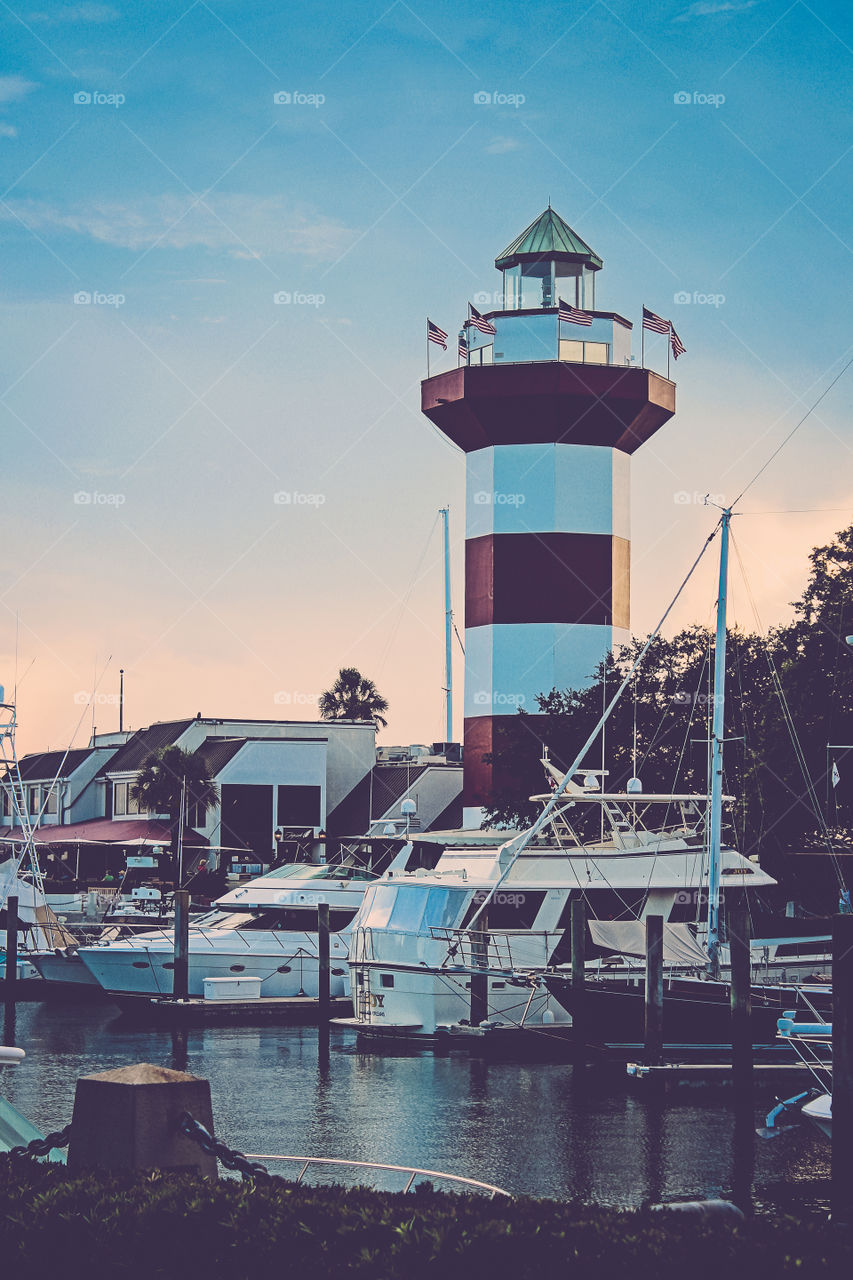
110, 994, 353, 1025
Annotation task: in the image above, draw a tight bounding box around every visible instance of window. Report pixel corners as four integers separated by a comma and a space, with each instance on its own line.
469, 343, 493, 366
559, 339, 609, 366
423, 887, 467, 932
380, 973, 394, 988
277, 785, 322, 827
44, 788, 58, 816
502, 265, 521, 310
114, 782, 127, 816
387, 885, 430, 933
362, 886, 397, 930
462, 889, 546, 930
28, 786, 40, 814
126, 788, 140, 815
238, 908, 358, 933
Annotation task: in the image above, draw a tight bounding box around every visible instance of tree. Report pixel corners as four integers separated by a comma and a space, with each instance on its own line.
319, 668, 389, 728
130, 746, 219, 855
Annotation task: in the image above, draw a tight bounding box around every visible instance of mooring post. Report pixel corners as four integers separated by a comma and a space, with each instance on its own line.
729, 892, 752, 1087
832, 913, 853, 1234
67, 1062, 217, 1178
644, 914, 664, 1066
470, 909, 489, 1028
317, 902, 330, 1022
571, 897, 586, 1055
4, 894, 18, 1003
173, 889, 189, 1000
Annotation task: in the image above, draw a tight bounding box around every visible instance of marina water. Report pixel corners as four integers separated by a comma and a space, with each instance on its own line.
3, 1002, 830, 1210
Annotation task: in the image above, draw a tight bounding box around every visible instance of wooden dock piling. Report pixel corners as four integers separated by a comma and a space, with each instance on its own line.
470, 911, 489, 1028
571, 897, 586, 1054
173, 890, 189, 1000
317, 902, 330, 1024
728, 893, 752, 1088
832, 913, 853, 1233
644, 914, 663, 1066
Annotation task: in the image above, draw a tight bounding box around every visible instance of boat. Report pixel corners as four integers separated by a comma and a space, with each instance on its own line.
346, 769, 775, 1039
74, 847, 423, 999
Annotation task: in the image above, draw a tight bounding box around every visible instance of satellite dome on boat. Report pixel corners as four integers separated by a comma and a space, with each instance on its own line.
627, 777, 643, 794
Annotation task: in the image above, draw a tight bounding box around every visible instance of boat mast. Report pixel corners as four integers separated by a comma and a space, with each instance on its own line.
707, 508, 731, 977
440, 506, 453, 743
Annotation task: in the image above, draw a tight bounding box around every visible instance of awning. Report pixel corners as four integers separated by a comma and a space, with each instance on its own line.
588, 919, 708, 967
0, 819, 205, 848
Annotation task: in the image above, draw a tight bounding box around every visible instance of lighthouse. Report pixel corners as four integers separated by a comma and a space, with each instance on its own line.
421, 208, 676, 824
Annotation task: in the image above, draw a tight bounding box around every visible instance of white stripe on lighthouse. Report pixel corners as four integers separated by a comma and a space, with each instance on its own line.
465, 443, 630, 540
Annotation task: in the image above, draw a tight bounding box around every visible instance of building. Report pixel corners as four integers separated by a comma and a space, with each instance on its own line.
1, 717, 463, 876
421, 207, 676, 822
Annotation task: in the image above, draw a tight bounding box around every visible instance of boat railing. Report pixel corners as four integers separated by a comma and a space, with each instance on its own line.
430, 927, 558, 973
242, 1152, 511, 1199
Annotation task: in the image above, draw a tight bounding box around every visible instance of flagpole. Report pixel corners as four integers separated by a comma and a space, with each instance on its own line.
426, 318, 430, 379
667, 327, 671, 380
641, 304, 645, 369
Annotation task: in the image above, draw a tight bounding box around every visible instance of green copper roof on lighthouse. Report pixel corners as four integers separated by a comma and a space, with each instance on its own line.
495, 207, 603, 271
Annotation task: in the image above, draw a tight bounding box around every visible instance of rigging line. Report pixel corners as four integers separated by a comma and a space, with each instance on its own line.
738, 508, 853, 516
731, 351, 853, 508
453, 622, 465, 656
730, 530, 847, 891
377, 512, 440, 675
464, 519, 723, 935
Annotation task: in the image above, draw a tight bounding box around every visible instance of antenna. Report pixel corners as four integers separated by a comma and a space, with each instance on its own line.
439, 506, 453, 743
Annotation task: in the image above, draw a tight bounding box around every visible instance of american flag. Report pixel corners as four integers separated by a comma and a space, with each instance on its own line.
558, 297, 593, 326
427, 319, 448, 350
642, 306, 670, 335
468, 304, 497, 335
670, 324, 686, 360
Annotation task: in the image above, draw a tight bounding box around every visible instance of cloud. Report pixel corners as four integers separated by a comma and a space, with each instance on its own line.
0, 123, 18, 138
27, 4, 119, 22
675, 0, 759, 18
0, 195, 359, 261
485, 136, 521, 155
0, 76, 38, 104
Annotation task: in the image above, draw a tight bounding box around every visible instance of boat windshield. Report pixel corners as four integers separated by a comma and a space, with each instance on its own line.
263, 863, 374, 881
359, 884, 468, 933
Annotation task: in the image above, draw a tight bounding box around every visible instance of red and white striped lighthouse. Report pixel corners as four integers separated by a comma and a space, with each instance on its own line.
421, 208, 676, 823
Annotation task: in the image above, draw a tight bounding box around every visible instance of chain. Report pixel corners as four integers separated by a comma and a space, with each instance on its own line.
7, 1123, 73, 1161
178, 1112, 269, 1180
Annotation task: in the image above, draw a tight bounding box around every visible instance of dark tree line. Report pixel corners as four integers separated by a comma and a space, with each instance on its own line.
484, 525, 853, 874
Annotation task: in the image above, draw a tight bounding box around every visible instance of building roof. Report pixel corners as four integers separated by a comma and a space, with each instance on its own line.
0, 817, 181, 847
326, 763, 430, 838
94, 720, 195, 778
495, 207, 603, 271
190, 737, 247, 777
4, 748, 98, 784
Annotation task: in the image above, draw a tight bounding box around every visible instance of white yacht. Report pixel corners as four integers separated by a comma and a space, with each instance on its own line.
74, 855, 412, 998
347, 765, 776, 1040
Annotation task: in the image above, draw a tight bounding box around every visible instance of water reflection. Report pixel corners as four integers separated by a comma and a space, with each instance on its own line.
0, 1004, 830, 1207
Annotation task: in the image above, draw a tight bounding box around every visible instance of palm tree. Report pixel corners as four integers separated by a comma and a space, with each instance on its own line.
130, 746, 219, 856
319, 668, 389, 728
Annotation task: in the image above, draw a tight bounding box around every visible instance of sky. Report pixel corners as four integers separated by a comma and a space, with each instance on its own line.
1, 0, 852, 757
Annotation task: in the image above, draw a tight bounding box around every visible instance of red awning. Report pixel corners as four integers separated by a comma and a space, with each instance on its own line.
0, 818, 206, 847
